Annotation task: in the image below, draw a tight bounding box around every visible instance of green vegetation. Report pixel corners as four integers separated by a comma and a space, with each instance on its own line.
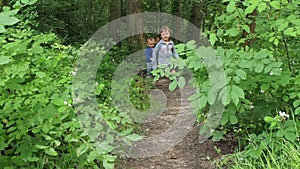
0, 0, 299, 168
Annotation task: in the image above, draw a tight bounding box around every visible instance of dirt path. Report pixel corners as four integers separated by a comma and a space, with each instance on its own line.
117, 78, 236, 169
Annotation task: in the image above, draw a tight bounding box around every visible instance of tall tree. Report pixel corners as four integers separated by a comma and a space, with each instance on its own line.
189, 1, 203, 43
171, 0, 182, 43
126, 0, 144, 50
109, 0, 122, 44
0, 0, 8, 11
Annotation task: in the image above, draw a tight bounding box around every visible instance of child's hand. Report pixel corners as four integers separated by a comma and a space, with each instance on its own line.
170, 69, 176, 74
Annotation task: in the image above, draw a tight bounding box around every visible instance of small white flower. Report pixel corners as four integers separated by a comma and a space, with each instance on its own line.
73, 97, 81, 103
72, 71, 77, 76
95, 82, 99, 86
280, 68, 282, 71
279, 111, 289, 118
250, 103, 254, 109
260, 90, 265, 93
64, 100, 68, 105
269, 71, 273, 75
68, 104, 72, 107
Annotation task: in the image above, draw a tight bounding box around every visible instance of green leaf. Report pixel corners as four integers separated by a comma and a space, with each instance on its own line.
35, 145, 49, 149
284, 132, 296, 142
97, 142, 115, 152
175, 43, 185, 53
226, 0, 236, 13
209, 33, 217, 46
284, 27, 294, 36
76, 144, 89, 157
27, 157, 40, 162
258, 2, 267, 13
0, 142, 8, 151
261, 83, 270, 90
103, 160, 114, 169
186, 40, 196, 50
21, 0, 38, 5
241, 25, 250, 33
278, 22, 289, 31
0, 15, 20, 26
87, 151, 99, 163
221, 112, 230, 125
220, 86, 230, 106
0, 56, 11, 65
235, 69, 247, 79
264, 116, 274, 123
229, 114, 238, 124
293, 100, 300, 108
295, 107, 300, 115
212, 131, 223, 141
199, 95, 208, 109
177, 76, 185, 88
232, 85, 244, 99
207, 88, 216, 105
36, 72, 45, 78
45, 147, 58, 156
270, 1, 280, 9
188, 92, 200, 101
276, 130, 284, 137
248, 149, 262, 159
125, 134, 142, 142
245, 4, 256, 14
169, 80, 177, 91
31, 42, 44, 54
0, 25, 5, 33
226, 27, 239, 37
230, 89, 239, 106
255, 63, 264, 73
8, 82, 22, 90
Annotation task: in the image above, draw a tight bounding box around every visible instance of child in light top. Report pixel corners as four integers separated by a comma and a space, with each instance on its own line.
151, 26, 179, 70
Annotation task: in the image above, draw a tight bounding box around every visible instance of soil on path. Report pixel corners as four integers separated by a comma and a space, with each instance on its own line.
117, 78, 236, 169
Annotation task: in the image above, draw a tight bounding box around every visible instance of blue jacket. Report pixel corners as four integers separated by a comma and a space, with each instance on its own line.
145, 46, 153, 63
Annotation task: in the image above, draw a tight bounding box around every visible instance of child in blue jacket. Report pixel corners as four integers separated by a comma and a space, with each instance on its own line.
144, 37, 156, 78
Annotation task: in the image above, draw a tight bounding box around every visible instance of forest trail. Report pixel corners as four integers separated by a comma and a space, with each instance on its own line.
117, 78, 236, 169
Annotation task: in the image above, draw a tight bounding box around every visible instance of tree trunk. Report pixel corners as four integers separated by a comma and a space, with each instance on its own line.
172, 0, 182, 43
109, 0, 121, 43
126, 0, 144, 50
0, 0, 8, 11
243, 9, 258, 48
189, 1, 203, 44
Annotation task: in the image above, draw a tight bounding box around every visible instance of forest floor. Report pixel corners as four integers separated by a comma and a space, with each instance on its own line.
116, 78, 237, 169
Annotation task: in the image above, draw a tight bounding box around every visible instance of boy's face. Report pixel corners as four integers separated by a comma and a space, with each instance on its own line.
161, 30, 170, 41
147, 39, 155, 48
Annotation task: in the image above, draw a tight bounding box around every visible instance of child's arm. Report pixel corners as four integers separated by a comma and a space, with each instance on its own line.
172, 43, 179, 59
145, 48, 152, 61
152, 43, 160, 69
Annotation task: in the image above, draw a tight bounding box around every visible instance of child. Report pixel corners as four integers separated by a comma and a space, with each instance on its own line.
151, 26, 178, 74
144, 37, 156, 78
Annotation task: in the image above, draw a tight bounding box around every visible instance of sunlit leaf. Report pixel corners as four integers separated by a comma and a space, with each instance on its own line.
0, 56, 11, 65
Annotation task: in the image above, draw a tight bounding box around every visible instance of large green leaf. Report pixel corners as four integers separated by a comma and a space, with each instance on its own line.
0, 25, 6, 33
0, 56, 11, 65
0, 15, 19, 26
226, 0, 236, 13
169, 80, 177, 91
